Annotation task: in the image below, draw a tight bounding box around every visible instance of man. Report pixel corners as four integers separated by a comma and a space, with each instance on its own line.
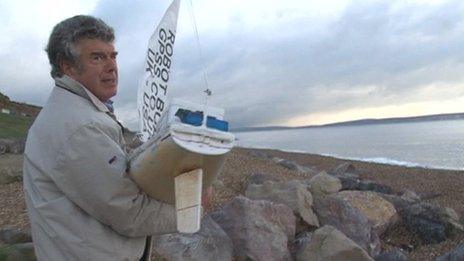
23, 15, 177, 260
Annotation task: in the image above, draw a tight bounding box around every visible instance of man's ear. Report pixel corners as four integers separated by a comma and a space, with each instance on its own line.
60, 60, 78, 77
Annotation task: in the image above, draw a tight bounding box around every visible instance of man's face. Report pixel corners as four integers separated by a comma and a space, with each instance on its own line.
63, 38, 118, 102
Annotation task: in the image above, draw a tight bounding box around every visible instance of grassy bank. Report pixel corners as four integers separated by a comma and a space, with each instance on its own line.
0, 113, 33, 138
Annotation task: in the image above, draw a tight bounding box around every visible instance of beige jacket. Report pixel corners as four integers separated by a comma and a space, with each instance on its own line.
23, 75, 176, 261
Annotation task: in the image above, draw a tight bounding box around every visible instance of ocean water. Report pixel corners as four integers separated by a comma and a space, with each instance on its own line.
235, 120, 464, 171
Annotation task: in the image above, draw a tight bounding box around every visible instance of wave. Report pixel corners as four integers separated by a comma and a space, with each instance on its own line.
238, 145, 464, 171
323, 154, 421, 168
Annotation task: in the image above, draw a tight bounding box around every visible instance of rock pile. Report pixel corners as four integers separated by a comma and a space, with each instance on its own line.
152, 160, 463, 260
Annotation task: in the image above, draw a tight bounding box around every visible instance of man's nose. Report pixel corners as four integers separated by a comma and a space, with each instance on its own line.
105, 57, 117, 72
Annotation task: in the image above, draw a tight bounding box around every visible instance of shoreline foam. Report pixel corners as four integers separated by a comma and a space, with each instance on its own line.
237, 145, 464, 171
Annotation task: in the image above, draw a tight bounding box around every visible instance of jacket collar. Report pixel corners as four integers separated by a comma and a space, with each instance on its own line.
55, 75, 110, 113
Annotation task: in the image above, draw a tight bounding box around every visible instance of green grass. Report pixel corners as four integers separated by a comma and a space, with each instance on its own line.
0, 113, 33, 139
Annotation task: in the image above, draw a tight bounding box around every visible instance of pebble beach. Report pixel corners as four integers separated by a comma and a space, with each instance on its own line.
1, 147, 463, 260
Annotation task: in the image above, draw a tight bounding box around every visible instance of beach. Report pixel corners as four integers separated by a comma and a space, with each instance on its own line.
1, 147, 463, 260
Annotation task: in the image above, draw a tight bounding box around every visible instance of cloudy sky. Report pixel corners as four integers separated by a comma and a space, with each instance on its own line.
1, 0, 463, 129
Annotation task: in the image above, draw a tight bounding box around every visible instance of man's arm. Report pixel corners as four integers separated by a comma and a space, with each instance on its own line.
51, 122, 177, 237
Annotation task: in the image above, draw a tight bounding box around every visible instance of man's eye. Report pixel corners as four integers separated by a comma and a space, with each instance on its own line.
92, 55, 103, 60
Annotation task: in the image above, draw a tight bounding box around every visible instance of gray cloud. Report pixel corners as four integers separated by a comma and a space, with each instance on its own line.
1, 0, 463, 130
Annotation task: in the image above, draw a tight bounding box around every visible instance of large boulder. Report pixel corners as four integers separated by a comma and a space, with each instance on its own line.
436, 244, 464, 261
308, 172, 342, 197
0, 154, 23, 185
211, 196, 295, 261
313, 195, 381, 257
336, 191, 398, 235
295, 225, 373, 261
152, 216, 233, 261
245, 180, 319, 228
402, 202, 454, 244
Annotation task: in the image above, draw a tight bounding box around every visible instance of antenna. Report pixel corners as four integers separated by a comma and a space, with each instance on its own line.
187, 0, 212, 129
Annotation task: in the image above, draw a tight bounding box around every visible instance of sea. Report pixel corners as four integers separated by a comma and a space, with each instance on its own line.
235, 119, 464, 171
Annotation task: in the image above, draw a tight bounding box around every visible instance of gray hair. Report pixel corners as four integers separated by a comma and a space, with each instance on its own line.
46, 15, 115, 78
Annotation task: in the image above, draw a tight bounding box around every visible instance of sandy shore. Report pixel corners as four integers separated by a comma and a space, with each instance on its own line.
1, 147, 463, 260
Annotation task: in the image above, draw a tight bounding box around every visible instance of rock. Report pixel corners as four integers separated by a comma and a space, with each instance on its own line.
295, 225, 373, 261
308, 171, 342, 197
245, 180, 319, 228
272, 158, 316, 173
338, 176, 394, 194
0, 154, 24, 184
152, 216, 233, 261
0, 243, 36, 261
313, 195, 380, 257
0, 139, 25, 155
248, 172, 281, 185
417, 191, 442, 200
357, 180, 394, 194
400, 190, 421, 202
436, 244, 464, 261
290, 232, 312, 258
374, 248, 408, 261
438, 207, 464, 237
336, 191, 398, 235
211, 196, 295, 261
378, 193, 413, 212
329, 162, 359, 176
0, 226, 32, 244
402, 202, 448, 244
0, 144, 7, 154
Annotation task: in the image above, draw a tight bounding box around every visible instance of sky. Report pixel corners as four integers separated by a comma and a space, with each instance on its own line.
0, 0, 463, 130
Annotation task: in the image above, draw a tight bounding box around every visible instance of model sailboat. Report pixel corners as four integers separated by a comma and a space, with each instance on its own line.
128, 0, 234, 233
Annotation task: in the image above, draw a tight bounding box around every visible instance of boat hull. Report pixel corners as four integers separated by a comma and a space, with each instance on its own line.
129, 136, 227, 204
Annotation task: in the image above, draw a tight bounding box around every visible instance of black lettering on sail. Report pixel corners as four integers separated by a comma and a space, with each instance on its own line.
167, 30, 175, 44
145, 49, 155, 76
143, 92, 150, 107
159, 83, 167, 95
166, 43, 173, 57
159, 28, 167, 41
156, 98, 164, 111
161, 68, 169, 82
158, 40, 165, 55
149, 96, 156, 110
163, 55, 171, 69
150, 81, 158, 95
155, 52, 162, 65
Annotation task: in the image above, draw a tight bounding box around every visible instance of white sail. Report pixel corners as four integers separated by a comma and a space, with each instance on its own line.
138, 0, 181, 142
